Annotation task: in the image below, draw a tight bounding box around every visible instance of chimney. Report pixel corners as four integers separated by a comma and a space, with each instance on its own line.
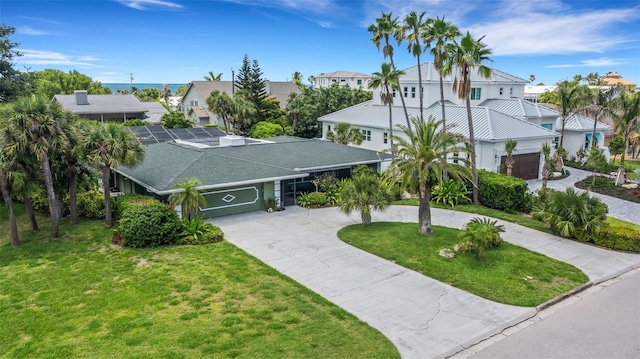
74, 90, 89, 105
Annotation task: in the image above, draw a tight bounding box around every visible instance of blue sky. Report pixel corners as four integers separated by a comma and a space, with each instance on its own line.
2, 0, 639, 86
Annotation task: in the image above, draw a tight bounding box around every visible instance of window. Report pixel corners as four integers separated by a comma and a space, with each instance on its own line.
509, 87, 513, 96
541, 123, 553, 130
552, 137, 559, 149
357, 79, 362, 85
327, 125, 331, 132
383, 132, 388, 144
470, 88, 481, 100
411, 87, 416, 98
392, 90, 396, 98
403, 87, 408, 98
499, 87, 503, 95
361, 129, 371, 141
340, 79, 346, 82
453, 152, 459, 164
189, 100, 199, 106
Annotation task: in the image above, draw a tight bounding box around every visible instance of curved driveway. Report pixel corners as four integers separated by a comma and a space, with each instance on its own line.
214, 206, 640, 359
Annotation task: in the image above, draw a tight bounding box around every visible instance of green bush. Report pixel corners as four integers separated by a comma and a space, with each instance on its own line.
123, 119, 150, 127
297, 192, 328, 208
77, 190, 105, 219
456, 217, 506, 260
432, 179, 470, 207
478, 170, 532, 213
119, 200, 182, 248
594, 226, 640, 252
113, 194, 158, 219
177, 217, 224, 245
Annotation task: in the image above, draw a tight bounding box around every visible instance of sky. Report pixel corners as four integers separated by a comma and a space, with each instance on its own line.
2, 0, 639, 87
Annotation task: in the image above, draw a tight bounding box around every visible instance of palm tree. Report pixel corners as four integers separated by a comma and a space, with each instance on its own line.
338, 169, 391, 226
555, 80, 587, 149
81, 122, 145, 226
424, 16, 460, 128
541, 142, 552, 190
369, 63, 405, 154
441, 31, 493, 205
388, 116, 471, 235
368, 12, 411, 130
400, 11, 429, 120
292, 71, 304, 89
169, 177, 208, 221
203, 71, 222, 81
160, 83, 171, 105
613, 90, 640, 185
7, 94, 69, 238
584, 86, 617, 150
504, 139, 517, 176
326, 122, 363, 145
207, 90, 233, 133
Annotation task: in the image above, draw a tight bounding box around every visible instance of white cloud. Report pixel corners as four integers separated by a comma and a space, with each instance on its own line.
219, 0, 338, 13
545, 57, 630, 68
16, 26, 49, 36
18, 49, 102, 67
115, 0, 183, 11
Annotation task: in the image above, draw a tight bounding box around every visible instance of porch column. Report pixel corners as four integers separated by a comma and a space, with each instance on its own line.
274, 180, 281, 207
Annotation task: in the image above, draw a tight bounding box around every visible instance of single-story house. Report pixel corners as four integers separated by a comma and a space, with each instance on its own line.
54, 90, 168, 122
114, 135, 384, 218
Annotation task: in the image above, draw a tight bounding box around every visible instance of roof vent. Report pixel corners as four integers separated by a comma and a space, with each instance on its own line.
74, 90, 89, 105
219, 135, 246, 147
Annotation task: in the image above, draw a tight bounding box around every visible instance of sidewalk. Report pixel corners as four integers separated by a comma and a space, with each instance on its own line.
214, 206, 640, 359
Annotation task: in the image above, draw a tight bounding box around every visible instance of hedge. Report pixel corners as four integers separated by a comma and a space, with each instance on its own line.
478, 170, 532, 213
595, 226, 640, 252
119, 199, 182, 248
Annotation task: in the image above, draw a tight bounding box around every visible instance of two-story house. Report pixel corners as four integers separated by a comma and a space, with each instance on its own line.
313, 71, 372, 90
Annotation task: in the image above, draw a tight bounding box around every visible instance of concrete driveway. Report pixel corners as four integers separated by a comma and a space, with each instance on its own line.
213, 206, 640, 359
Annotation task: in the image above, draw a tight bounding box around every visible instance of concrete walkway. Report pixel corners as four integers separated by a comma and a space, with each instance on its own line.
214, 206, 640, 359
526, 167, 640, 224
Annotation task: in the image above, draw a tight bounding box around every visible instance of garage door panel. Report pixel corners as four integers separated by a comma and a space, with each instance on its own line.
200, 185, 263, 217
500, 153, 540, 180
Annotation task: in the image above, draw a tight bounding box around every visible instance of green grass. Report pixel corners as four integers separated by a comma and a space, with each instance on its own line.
393, 199, 552, 234
339, 223, 588, 307
607, 216, 640, 231
0, 206, 399, 358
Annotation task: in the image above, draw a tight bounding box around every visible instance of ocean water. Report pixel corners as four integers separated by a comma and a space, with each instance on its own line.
103, 83, 186, 94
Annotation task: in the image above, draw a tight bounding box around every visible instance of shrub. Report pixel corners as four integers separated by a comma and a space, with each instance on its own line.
77, 190, 105, 219
478, 170, 532, 213
431, 179, 470, 207
113, 194, 158, 219
123, 119, 150, 127
594, 227, 640, 252
297, 192, 328, 208
532, 188, 608, 242
177, 217, 224, 245
456, 217, 506, 260
119, 200, 182, 248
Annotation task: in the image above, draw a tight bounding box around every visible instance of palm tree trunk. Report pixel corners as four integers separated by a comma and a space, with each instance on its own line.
418, 182, 433, 235
23, 191, 39, 232
615, 134, 629, 186
388, 103, 394, 155
388, 54, 412, 132
0, 169, 19, 246
69, 162, 78, 225
591, 114, 599, 149
361, 206, 371, 226
417, 54, 424, 120
439, 74, 447, 128
103, 165, 113, 227
466, 96, 479, 205
559, 116, 567, 149
41, 155, 60, 238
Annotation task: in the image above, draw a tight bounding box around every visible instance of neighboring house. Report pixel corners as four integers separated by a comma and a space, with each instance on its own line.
314, 71, 372, 89
181, 80, 301, 126
601, 72, 636, 88
114, 132, 383, 217
524, 85, 558, 103
319, 62, 614, 179
320, 101, 557, 179
54, 90, 168, 123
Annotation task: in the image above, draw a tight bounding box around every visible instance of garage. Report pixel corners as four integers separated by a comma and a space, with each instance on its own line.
500, 152, 540, 180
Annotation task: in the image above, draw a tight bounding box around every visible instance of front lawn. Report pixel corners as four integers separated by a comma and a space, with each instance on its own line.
338, 223, 588, 307
0, 208, 399, 358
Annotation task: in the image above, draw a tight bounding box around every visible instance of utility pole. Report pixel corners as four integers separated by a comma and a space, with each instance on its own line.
231, 67, 235, 96
129, 73, 134, 92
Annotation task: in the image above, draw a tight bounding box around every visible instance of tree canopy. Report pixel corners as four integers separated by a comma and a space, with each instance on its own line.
35, 69, 112, 98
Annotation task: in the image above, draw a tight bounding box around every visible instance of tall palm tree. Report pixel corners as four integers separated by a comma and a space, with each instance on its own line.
370, 63, 405, 155
169, 177, 208, 221
81, 122, 145, 226
400, 11, 429, 120
424, 16, 460, 128
555, 80, 587, 149
584, 86, 617, 150
613, 90, 640, 185
368, 12, 411, 131
338, 169, 392, 226
207, 90, 234, 133
441, 31, 493, 205
326, 122, 363, 145
7, 94, 68, 238
504, 139, 517, 176
160, 83, 171, 105
203, 71, 222, 81
388, 116, 471, 235
291, 71, 304, 89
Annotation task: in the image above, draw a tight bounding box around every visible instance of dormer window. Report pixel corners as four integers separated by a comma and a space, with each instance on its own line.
499, 87, 504, 95
471, 88, 481, 100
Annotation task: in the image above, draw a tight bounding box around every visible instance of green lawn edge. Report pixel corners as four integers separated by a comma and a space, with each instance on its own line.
338, 222, 588, 307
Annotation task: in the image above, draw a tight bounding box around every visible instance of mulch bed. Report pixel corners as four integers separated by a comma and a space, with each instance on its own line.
574, 175, 640, 204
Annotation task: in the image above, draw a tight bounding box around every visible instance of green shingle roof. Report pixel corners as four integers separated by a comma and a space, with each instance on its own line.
116, 138, 382, 194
